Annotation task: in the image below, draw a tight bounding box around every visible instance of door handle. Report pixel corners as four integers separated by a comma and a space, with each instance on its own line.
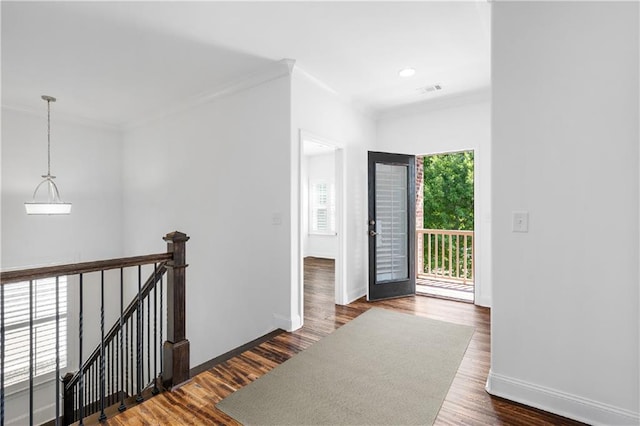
369, 230, 377, 237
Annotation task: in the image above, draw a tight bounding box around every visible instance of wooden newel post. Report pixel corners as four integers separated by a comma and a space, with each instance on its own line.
162, 231, 190, 389
62, 372, 74, 425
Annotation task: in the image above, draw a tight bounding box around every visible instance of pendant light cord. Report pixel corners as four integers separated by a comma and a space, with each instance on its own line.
47, 98, 51, 176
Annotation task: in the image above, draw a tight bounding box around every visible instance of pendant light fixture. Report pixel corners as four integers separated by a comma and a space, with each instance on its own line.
24, 95, 72, 215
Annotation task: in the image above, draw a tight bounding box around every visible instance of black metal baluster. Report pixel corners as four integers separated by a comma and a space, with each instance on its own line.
107, 342, 111, 405
97, 363, 99, 407
112, 340, 115, 403
136, 266, 143, 402
107, 344, 110, 406
152, 264, 159, 395
159, 272, 163, 384
146, 294, 149, 387
99, 271, 106, 421
82, 361, 85, 410
1, 280, 5, 426
77, 376, 80, 422
89, 365, 92, 413
29, 279, 34, 426
147, 281, 151, 388
96, 363, 99, 406
125, 318, 130, 400
84, 378, 86, 421
129, 319, 133, 396
55, 277, 60, 426
79, 274, 84, 425
110, 340, 114, 404
119, 269, 126, 411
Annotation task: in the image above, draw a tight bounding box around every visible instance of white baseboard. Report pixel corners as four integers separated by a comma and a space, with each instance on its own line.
273, 313, 302, 332
486, 370, 639, 425
346, 287, 366, 305
7, 402, 55, 426
474, 293, 491, 307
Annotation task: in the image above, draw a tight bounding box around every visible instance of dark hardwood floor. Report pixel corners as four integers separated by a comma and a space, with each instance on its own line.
105, 257, 584, 425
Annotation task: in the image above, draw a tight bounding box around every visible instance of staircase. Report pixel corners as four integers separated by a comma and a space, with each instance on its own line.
0, 231, 190, 426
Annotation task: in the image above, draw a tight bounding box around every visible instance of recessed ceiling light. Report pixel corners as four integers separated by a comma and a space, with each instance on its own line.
398, 68, 416, 78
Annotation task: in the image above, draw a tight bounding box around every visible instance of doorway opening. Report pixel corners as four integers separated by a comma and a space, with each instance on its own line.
300, 133, 344, 321
416, 150, 475, 303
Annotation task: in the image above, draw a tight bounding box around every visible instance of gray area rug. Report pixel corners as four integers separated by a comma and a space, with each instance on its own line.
216, 307, 474, 425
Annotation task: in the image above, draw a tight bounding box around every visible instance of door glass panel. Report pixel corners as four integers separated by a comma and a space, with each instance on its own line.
375, 163, 408, 282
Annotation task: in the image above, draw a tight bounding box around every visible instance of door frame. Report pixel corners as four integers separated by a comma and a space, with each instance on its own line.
418, 148, 478, 304
295, 130, 346, 327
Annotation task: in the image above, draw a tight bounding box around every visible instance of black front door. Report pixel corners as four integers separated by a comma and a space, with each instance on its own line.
367, 151, 416, 301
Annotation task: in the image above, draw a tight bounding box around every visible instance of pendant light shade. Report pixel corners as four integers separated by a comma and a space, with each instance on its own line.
24, 95, 72, 215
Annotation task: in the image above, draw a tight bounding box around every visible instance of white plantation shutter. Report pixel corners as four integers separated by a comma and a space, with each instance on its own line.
3, 277, 67, 387
310, 181, 336, 235
375, 164, 408, 282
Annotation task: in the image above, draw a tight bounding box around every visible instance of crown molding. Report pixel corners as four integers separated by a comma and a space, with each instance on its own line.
124, 58, 296, 131
1, 104, 120, 132
291, 65, 377, 120
375, 87, 491, 121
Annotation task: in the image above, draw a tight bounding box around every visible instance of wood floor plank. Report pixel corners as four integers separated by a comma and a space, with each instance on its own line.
103, 257, 584, 425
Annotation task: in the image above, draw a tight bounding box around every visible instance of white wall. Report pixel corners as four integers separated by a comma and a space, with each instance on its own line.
291, 67, 376, 312
376, 96, 492, 306
303, 152, 337, 259
122, 73, 292, 368
1, 107, 124, 424
488, 2, 639, 425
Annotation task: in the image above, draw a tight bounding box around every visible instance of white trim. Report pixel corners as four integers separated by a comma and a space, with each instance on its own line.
7, 402, 56, 426
486, 370, 640, 426
346, 287, 366, 305
4, 377, 58, 425
125, 58, 296, 130
334, 147, 348, 306
474, 293, 491, 308
297, 130, 348, 308
273, 313, 302, 332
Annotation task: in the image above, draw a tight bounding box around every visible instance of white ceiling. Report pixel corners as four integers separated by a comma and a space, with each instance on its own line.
1, 1, 490, 127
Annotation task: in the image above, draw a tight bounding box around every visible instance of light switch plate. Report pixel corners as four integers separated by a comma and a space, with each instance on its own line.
512, 211, 529, 233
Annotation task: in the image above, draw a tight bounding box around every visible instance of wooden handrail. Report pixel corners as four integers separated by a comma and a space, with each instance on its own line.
0, 253, 172, 285
417, 229, 474, 236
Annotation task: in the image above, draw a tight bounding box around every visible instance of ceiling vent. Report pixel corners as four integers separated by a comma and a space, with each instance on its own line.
418, 84, 442, 94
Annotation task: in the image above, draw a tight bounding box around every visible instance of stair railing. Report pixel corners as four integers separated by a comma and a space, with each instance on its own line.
0, 231, 190, 426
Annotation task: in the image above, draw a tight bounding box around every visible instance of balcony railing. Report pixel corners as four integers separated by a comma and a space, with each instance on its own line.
416, 229, 474, 284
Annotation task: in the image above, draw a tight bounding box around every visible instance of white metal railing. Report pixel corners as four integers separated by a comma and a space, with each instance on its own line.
416, 229, 474, 284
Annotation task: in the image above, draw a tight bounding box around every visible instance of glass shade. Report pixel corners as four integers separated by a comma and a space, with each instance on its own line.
25, 202, 72, 215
